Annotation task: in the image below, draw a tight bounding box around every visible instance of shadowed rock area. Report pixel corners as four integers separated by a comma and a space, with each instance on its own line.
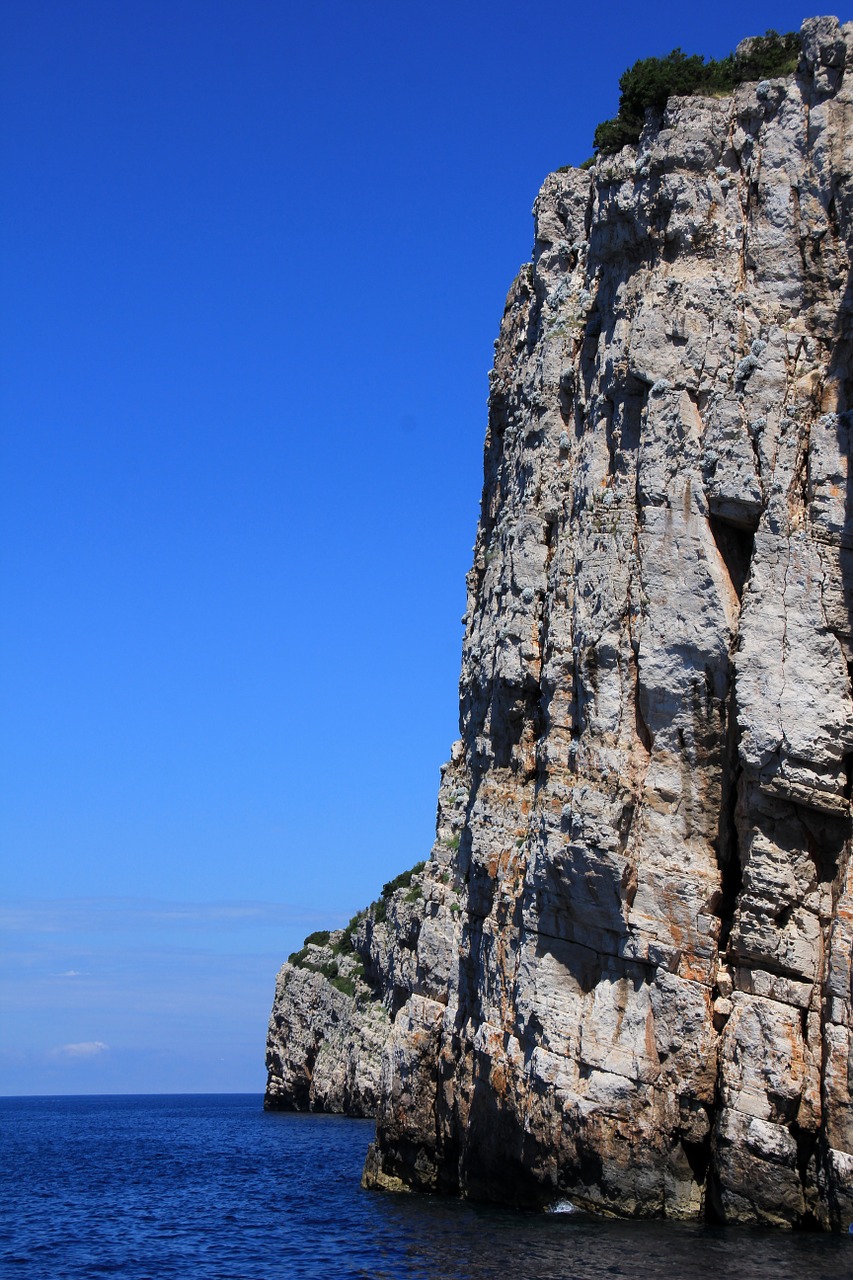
266, 16, 853, 1230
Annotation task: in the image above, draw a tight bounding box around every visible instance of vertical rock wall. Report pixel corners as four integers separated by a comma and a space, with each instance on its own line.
269, 17, 853, 1229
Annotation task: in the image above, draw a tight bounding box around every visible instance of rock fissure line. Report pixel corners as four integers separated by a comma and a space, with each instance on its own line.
265, 18, 853, 1229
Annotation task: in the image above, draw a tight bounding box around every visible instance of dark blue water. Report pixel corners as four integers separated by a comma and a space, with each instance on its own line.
1, 1095, 850, 1279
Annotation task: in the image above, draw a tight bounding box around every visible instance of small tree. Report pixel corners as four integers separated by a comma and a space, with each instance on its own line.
618, 49, 707, 129
592, 30, 801, 157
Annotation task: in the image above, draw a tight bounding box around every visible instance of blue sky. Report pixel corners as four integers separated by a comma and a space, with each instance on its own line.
1, 1, 820, 1093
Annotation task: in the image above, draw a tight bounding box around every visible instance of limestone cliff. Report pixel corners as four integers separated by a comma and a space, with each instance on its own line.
266, 17, 853, 1230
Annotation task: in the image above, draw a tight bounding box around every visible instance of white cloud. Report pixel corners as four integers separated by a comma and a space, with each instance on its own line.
1, 897, 326, 935
54, 1041, 109, 1058
58, 969, 82, 978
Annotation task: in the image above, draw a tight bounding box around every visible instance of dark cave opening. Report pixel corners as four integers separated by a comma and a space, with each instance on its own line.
709, 514, 756, 600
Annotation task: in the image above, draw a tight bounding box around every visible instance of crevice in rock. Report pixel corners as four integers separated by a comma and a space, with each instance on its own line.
634, 671, 652, 754
709, 514, 755, 600
661, 230, 681, 265
789, 1119, 821, 1230
617, 800, 637, 858
799, 1006, 809, 1040
533, 927, 638, 978
801, 804, 851, 887
704, 1094, 725, 1223
793, 1210, 823, 1232
797, 422, 812, 516
774, 901, 795, 929
558, 367, 576, 425
600, 396, 617, 475
572, 1142, 605, 1192
620, 856, 638, 908
488, 678, 544, 771
681, 1127, 713, 1188
570, 647, 584, 743
713, 677, 744, 955
620, 385, 646, 461
543, 518, 557, 569
524, 265, 545, 354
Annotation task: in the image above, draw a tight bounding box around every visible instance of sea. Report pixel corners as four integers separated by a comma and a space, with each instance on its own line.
1, 1094, 850, 1280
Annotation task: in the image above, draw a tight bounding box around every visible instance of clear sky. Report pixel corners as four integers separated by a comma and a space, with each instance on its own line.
1, 1, 823, 1094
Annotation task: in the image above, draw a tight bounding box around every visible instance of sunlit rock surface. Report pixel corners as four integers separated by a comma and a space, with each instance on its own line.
266, 17, 853, 1230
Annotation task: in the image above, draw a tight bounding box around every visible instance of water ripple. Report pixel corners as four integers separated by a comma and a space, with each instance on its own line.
1, 1095, 849, 1279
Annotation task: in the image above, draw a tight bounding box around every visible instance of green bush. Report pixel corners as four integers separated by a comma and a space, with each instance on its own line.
344, 861, 430, 933
593, 30, 800, 156
617, 49, 707, 127
332, 910, 365, 953
303, 929, 330, 948
289, 954, 340, 980
724, 31, 802, 82
381, 861, 426, 900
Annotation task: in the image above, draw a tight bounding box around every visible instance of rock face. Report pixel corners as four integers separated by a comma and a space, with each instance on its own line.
265, 17, 853, 1230
265, 932, 389, 1116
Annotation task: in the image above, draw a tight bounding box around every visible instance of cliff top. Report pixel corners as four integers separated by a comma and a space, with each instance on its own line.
590, 16, 850, 158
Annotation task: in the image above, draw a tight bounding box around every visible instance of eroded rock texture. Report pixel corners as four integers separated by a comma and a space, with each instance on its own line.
264, 935, 389, 1116
267, 17, 853, 1229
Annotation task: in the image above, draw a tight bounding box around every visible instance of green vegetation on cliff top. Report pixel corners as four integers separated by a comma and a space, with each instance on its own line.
591, 29, 800, 157
287, 859, 427, 967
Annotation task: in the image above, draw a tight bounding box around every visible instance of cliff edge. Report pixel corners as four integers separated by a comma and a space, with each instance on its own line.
266, 17, 853, 1230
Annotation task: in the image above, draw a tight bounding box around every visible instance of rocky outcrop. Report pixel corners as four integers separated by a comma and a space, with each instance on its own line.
264, 859, 461, 1116
264, 932, 389, 1116
265, 17, 853, 1230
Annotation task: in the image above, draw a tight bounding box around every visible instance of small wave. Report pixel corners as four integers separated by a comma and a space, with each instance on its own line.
547, 1199, 577, 1215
